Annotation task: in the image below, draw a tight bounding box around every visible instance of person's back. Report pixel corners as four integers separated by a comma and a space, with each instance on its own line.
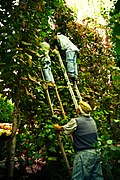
73, 115, 98, 152
56, 33, 79, 52
54, 33, 79, 81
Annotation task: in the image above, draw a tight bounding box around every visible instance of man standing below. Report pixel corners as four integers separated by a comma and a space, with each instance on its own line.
54, 100, 104, 180
54, 33, 79, 83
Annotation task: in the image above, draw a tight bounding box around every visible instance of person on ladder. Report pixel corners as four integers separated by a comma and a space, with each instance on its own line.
54, 100, 104, 180
40, 41, 55, 87
53, 32, 79, 84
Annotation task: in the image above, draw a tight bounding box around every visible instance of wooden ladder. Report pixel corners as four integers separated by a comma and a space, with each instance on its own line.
39, 51, 82, 177
55, 50, 82, 110
39, 67, 71, 176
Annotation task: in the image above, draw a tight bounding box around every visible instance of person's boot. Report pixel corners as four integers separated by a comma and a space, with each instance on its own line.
47, 82, 55, 88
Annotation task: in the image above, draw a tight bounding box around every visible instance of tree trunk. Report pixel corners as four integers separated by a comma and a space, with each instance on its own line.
8, 108, 17, 180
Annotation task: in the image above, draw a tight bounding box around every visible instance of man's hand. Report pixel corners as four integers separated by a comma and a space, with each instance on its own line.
54, 124, 63, 131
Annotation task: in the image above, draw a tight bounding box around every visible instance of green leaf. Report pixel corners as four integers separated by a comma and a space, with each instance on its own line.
107, 140, 113, 145
29, 135, 33, 139
22, 41, 32, 46
48, 156, 57, 161
113, 119, 120, 123
49, 146, 56, 153
110, 146, 120, 151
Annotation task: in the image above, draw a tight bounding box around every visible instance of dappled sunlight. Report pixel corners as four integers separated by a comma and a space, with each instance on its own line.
65, 0, 117, 25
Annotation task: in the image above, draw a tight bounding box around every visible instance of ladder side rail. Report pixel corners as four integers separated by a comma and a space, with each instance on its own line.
55, 86, 71, 175
56, 52, 78, 110
54, 86, 65, 118
74, 82, 82, 101
58, 134, 71, 176
39, 67, 54, 116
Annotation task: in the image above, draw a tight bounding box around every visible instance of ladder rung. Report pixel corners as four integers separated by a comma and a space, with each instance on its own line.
57, 84, 74, 89
53, 108, 62, 111
57, 85, 68, 89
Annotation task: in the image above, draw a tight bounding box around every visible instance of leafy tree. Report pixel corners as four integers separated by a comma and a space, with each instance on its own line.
0, 0, 74, 179
0, 0, 120, 179
109, 0, 120, 67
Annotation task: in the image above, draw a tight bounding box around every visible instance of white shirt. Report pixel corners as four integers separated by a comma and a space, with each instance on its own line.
57, 34, 79, 52
63, 118, 77, 135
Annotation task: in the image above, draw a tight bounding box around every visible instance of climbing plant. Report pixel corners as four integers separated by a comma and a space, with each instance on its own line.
0, 0, 120, 179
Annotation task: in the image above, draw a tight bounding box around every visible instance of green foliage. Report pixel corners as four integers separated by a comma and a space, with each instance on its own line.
97, 135, 120, 179
109, 0, 120, 66
52, 17, 120, 177
0, 0, 120, 178
0, 95, 14, 122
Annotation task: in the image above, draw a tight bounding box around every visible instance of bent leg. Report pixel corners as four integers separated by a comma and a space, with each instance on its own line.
66, 51, 78, 80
